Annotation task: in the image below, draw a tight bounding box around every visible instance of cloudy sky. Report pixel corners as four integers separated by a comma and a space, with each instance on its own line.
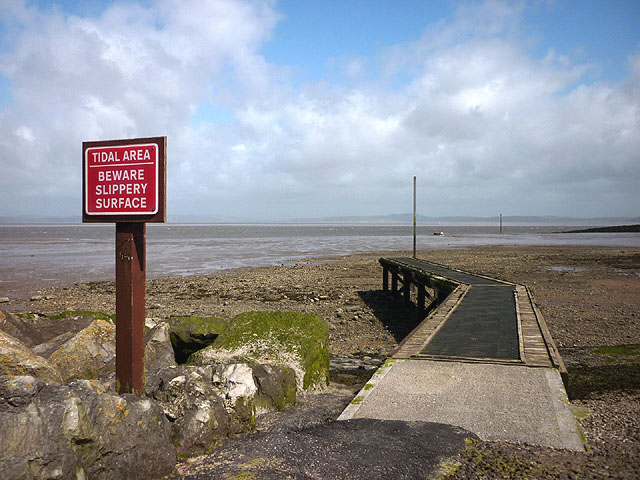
1, 0, 639, 221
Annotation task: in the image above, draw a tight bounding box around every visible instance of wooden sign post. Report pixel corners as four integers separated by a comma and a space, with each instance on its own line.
83, 136, 166, 395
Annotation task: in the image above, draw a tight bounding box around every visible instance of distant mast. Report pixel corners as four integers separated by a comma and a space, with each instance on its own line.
413, 176, 417, 258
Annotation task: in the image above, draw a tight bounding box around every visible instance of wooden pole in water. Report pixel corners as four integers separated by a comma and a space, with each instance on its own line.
500, 213, 503, 234
413, 176, 417, 258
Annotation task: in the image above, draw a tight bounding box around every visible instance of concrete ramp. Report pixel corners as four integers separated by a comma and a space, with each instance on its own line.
339, 359, 584, 451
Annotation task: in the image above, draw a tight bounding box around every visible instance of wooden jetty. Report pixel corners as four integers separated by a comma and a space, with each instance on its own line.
379, 257, 567, 383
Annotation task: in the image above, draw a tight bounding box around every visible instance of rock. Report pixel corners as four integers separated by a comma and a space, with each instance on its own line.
179, 418, 478, 479
218, 363, 257, 402
252, 363, 297, 412
0, 329, 62, 383
144, 322, 177, 382
147, 360, 297, 456
30, 295, 43, 301
49, 319, 116, 382
148, 365, 251, 455
32, 331, 75, 359
169, 315, 228, 363
0, 374, 43, 409
0, 375, 176, 480
0, 297, 9, 304
189, 311, 330, 392
0, 310, 97, 349
329, 356, 385, 385
145, 316, 160, 329
0, 311, 49, 347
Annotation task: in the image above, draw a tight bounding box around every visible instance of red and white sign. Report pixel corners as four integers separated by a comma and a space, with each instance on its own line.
85, 143, 159, 216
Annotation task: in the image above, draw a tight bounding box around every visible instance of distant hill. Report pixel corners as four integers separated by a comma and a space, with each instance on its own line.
291, 213, 434, 223
2, 213, 638, 225
0, 215, 80, 223
290, 214, 640, 224
564, 224, 640, 233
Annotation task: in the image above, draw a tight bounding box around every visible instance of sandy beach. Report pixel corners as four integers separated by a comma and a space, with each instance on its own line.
6, 245, 640, 478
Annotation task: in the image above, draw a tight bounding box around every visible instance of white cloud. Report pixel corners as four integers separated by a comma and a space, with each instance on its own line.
0, 0, 279, 214
231, 143, 247, 152
0, 0, 638, 219
13, 125, 35, 143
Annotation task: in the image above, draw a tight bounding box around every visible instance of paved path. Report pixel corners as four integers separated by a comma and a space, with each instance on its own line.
339, 258, 584, 451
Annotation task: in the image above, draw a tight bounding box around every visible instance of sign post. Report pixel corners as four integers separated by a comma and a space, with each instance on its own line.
83, 136, 166, 395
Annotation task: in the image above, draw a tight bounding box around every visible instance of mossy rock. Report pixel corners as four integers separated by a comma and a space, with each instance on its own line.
188, 311, 329, 391
169, 316, 228, 364
252, 364, 297, 411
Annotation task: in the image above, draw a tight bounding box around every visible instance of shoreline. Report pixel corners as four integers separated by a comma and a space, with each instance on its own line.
7, 245, 640, 351
3, 223, 640, 300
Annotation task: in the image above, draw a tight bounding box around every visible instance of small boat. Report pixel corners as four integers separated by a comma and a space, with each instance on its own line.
433, 231, 444, 236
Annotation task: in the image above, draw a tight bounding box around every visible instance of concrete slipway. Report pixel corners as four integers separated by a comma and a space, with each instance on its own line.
338, 258, 585, 452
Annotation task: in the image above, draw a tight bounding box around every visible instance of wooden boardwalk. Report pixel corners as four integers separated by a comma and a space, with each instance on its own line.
380, 257, 566, 382
337, 258, 583, 451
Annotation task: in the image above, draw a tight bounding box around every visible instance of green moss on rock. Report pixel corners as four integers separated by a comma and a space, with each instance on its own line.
189, 311, 329, 391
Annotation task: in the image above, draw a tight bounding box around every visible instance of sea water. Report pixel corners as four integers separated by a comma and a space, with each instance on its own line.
1, 223, 639, 296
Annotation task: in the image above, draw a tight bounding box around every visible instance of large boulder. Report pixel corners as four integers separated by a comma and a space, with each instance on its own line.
0, 375, 176, 480
188, 311, 330, 392
49, 319, 116, 382
146, 360, 296, 456
168, 315, 228, 363
0, 310, 105, 348
148, 365, 253, 455
0, 329, 61, 383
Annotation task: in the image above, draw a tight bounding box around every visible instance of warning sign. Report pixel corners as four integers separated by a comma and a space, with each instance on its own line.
83, 137, 166, 222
